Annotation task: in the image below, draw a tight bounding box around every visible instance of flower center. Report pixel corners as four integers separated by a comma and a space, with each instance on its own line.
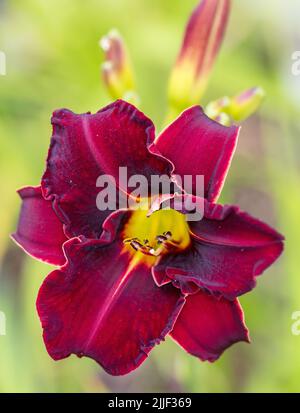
122, 206, 191, 265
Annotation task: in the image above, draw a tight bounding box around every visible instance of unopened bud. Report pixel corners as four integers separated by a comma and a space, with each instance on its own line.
228, 87, 265, 121
168, 0, 230, 114
205, 87, 265, 125
100, 30, 137, 103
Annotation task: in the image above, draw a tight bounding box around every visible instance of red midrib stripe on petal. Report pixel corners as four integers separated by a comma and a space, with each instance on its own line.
206, 126, 240, 202
189, 230, 283, 248
81, 115, 112, 176
83, 254, 141, 351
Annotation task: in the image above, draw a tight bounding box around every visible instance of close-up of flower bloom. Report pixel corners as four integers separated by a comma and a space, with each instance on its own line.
3, 0, 299, 398
12, 99, 284, 375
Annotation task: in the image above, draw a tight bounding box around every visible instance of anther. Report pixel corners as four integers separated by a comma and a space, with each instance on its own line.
124, 230, 175, 257
156, 231, 172, 244
156, 235, 168, 244
124, 237, 139, 244
130, 240, 144, 251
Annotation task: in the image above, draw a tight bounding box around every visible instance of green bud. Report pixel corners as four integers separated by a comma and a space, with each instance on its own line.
100, 30, 138, 103
227, 87, 265, 121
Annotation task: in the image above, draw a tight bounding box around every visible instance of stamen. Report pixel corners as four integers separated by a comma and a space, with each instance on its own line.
124, 231, 179, 257
149, 245, 165, 257
124, 237, 152, 254
124, 237, 138, 244
156, 235, 168, 244
156, 231, 172, 244
130, 240, 144, 251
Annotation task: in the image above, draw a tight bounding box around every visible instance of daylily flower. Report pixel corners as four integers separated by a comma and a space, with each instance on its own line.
12, 100, 284, 375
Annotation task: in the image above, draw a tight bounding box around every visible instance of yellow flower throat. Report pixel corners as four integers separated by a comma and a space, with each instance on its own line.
122, 206, 191, 266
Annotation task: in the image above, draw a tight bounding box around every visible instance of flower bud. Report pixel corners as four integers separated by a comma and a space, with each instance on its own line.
100, 30, 138, 103
205, 87, 265, 124
228, 87, 265, 121
168, 0, 230, 113
205, 96, 230, 119
214, 112, 231, 126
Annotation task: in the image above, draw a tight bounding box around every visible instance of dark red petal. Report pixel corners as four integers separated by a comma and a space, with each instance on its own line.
11, 186, 66, 266
42, 100, 172, 239
153, 195, 284, 299
171, 289, 249, 362
37, 237, 185, 376
155, 106, 239, 202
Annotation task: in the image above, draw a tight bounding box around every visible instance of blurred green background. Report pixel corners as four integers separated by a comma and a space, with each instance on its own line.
0, 0, 299, 392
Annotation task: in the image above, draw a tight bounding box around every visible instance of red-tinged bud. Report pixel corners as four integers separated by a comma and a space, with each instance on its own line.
214, 112, 231, 126
206, 96, 230, 119
100, 30, 138, 104
206, 87, 265, 124
168, 0, 230, 114
228, 87, 265, 121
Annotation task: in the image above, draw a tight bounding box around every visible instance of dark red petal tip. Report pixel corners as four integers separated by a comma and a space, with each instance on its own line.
154, 195, 284, 299
11, 186, 66, 266
171, 289, 249, 362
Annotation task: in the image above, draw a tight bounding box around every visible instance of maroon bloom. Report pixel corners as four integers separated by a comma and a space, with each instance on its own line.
12, 100, 284, 375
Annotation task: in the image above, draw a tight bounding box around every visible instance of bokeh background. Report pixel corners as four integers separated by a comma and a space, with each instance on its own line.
0, 0, 300, 392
